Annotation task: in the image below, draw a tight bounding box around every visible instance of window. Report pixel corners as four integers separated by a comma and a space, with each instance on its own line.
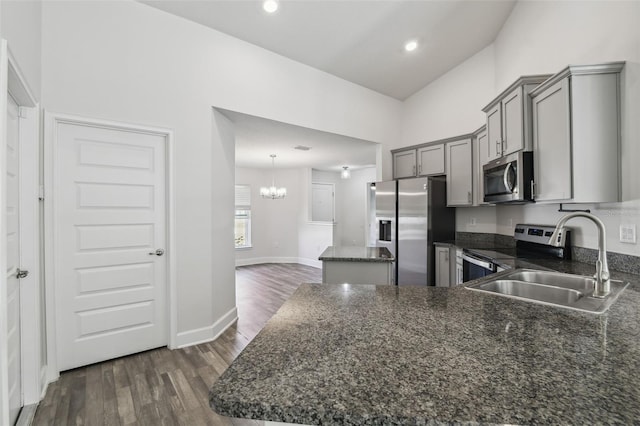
235, 185, 252, 248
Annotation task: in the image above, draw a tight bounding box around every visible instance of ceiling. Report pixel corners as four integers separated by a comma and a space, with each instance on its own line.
142, 1, 516, 171
220, 109, 378, 171
140, 0, 516, 100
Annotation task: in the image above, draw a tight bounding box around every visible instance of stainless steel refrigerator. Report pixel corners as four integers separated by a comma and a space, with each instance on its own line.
372, 176, 455, 286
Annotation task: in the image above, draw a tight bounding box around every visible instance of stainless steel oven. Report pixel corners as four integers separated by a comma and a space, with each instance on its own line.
461, 252, 496, 282
483, 151, 534, 204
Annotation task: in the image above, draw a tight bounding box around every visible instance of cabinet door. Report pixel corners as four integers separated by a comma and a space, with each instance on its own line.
435, 246, 450, 287
501, 87, 524, 155
486, 104, 502, 162
417, 144, 445, 176
393, 150, 417, 179
446, 138, 473, 206
475, 129, 489, 205
532, 78, 571, 202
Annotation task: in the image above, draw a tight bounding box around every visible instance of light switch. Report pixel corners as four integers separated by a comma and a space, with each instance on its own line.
619, 224, 636, 244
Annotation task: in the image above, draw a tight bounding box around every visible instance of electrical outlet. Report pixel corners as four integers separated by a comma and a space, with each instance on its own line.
619, 224, 637, 244
470, 217, 477, 226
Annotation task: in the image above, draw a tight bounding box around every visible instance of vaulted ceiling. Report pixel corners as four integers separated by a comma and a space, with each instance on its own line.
140, 1, 516, 170
141, 0, 515, 100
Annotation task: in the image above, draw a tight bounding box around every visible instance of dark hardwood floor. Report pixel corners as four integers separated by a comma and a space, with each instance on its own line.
32, 263, 322, 426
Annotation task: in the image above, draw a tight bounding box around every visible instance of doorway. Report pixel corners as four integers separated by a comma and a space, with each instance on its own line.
0, 40, 40, 426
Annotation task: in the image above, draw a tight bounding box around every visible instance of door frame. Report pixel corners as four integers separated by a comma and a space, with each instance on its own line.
43, 112, 176, 382
0, 39, 40, 425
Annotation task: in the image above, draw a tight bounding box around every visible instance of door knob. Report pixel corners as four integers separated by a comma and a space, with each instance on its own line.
149, 249, 165, 256
16, 268, 29, 279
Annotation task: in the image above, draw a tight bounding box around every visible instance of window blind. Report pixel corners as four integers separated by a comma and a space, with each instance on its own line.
235, 185, 251, 208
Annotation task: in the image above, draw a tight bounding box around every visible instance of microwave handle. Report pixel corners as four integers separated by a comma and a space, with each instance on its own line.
503, 162, 514, 192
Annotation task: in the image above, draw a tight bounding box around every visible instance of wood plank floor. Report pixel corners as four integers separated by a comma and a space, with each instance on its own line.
32, 263, 322, 426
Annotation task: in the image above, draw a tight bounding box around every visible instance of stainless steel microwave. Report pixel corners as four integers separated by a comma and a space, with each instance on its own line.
483, 151, 534, 204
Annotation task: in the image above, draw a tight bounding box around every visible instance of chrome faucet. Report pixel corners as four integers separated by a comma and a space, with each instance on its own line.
548, 212, 610, 298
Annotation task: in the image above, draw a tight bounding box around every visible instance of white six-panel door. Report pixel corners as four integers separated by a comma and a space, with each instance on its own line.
55, 121, 168, 371
5, 93, 22, 425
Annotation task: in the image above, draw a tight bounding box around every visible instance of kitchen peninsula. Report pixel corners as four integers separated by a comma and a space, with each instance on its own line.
318, 246, 394, 285
210, 260, 640, 425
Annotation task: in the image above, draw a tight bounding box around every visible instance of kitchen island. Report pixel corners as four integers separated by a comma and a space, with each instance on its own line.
210, 263, 640, 425
319, 246, 394, 285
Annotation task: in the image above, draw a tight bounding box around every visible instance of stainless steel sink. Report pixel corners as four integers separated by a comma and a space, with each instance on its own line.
466, 269, 628, 314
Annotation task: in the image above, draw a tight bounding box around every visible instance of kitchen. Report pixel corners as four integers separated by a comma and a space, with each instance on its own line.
1, 0, 639, 425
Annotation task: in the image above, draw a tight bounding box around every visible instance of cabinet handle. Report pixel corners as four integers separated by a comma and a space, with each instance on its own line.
496, 140, 501, 156
413, 165, 416, 176
531, 181, 536, 200
467, 191, 472, 203
418, 164, 422, 175
502, 139, 506, 154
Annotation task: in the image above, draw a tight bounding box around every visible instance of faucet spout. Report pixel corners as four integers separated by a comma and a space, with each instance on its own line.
549, 212, 610, 298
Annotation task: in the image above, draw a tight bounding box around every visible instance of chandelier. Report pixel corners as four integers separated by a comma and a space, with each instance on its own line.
260, 154, 287, 199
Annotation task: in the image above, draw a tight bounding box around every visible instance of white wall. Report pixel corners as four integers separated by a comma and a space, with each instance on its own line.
400, 45, 495, 146
401, 0, 640, 256
0, 0, 41, 99
235, 167, 302, 265
40, 0, 401, 341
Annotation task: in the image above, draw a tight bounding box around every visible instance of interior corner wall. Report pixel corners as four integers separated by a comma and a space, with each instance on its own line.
339, 167, 377, 246
400, 45, 496, 147
40, 0, 401, 340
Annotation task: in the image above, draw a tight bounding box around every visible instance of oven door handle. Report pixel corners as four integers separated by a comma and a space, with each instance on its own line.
461, 253, 494, 270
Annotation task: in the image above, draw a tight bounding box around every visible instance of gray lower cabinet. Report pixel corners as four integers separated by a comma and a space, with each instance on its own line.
446, 138, 473, 206
393, 149, 417, 179
435, 246, 450, 287
531, 62, 623, 203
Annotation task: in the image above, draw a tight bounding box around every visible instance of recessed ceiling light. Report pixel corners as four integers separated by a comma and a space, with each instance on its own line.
263, 0, 279, 13
404, 40, 418, 52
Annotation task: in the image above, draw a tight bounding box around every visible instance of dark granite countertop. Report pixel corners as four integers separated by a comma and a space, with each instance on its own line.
319, 246, 394, 263
210, 260, 640, 424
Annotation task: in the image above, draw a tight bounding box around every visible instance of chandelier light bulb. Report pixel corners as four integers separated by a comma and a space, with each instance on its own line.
341, 166, 351, 179
260, 154, 287, 199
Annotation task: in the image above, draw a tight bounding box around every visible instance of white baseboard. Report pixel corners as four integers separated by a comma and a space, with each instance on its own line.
296, 258, 322, 269
236, 257, 321, 269
174, 307, 238, 348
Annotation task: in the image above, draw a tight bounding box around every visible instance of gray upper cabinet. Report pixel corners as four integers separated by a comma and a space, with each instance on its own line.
392, 141, 446, 179
531, 62, 624, 203
417, 144, 445, 176
446, 137, 473, 206
392, 149, 417, 179
483, 75, 552, 165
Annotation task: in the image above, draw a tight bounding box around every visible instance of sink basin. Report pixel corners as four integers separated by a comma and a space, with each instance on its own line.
466, 269, 628, 314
